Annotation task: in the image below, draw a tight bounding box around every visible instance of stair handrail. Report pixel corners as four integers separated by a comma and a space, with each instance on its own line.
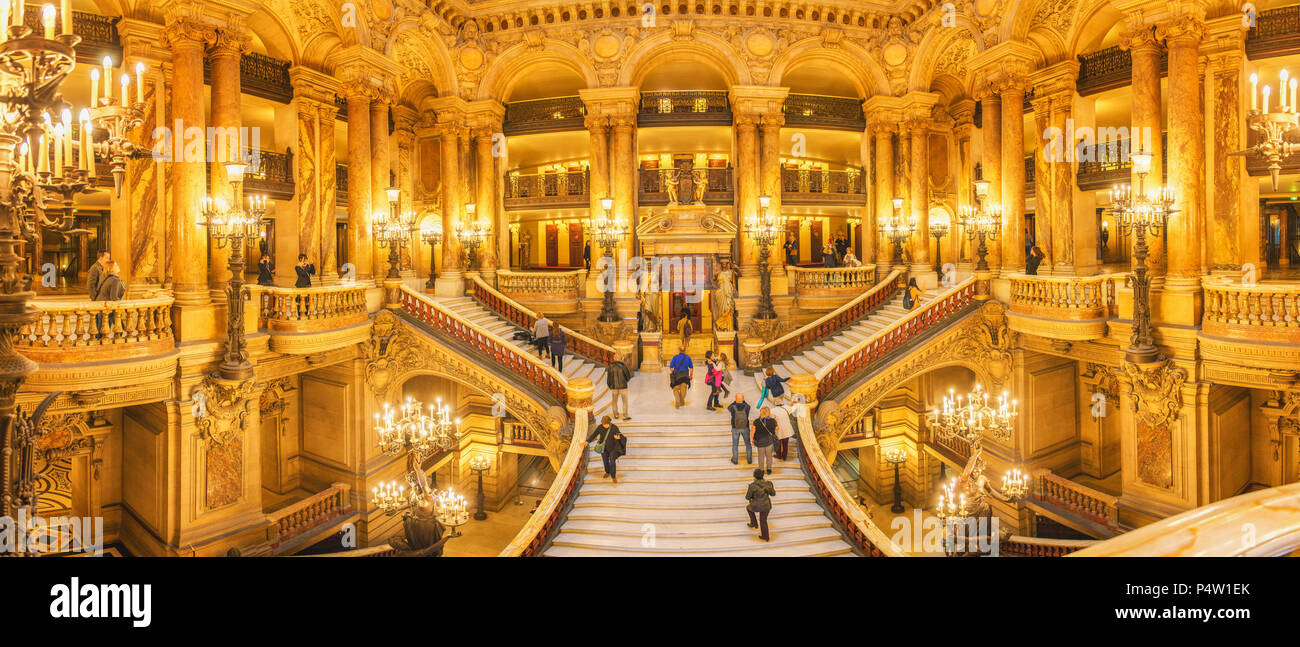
499, 408, 590, 557
794, 411, 905, 557
814, 277, 976, 398
1030, 467, 1121, 531
399, 285, 568, 403
469, 275, 619, 365
756, 268, 903, 366
1001, 535, 1098, 557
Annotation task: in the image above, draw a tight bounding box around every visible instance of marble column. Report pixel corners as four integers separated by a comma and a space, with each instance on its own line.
434, 124, 464, 296
345, 84, 374, 282
163, 15, 212, 307
117, 18, 168, 289
1204, 23, 1251, 270
872, 124, 895, 267
474, 126, 498, 284
586, 115, 609, 279
1122, 24, 1166, 278
951, 102, 975, 266
760, 113, 784, 274
370, 94, 392, 283
1162, 17, 1205, 290
735, 112, 760, 270
609, 114, 637, 262
291, 67, 340, 284
908, 118, 931, 275
207, 28, 247, 298
394, 106, 417, 277
458, 127, 476, 278
1001, 81, 1027, 272
979, 91, 1003, 273
1030, 93, 1054, 270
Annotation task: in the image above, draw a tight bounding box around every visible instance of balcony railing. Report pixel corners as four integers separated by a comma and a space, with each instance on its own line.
1030, 468, 1121, 534
18, 295, 175, 362
496, 269, 586, 313
1075, 133, 1167, 191
22, 10, 120, 63
782, 94, 865, 131
790, 265, 877, 298
781, 168, 866, 204
756, 269, 902, 369
504, 420, 544, 448
204, 51, 293, 103
503, 96, 586, 135
1075, 45, 1167, 96
1001, 536, 1097, 557
1246, 6, 1300, 59
503, 170, 589, 210
265, 483, 354, 555
638, 91, 731, 127
260, 284, 368, 333
499, 412, 588, 556
246, 148, 295, 200
1202, 278, 1300, 344
469, 275, 617, 366
1008, 274, 1117, 321
638, 166, 734, 206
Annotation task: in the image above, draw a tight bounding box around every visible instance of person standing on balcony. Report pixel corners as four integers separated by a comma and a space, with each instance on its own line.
1026, 245, 1046, 276
727, 393, 752, 465
834, 229, 850, 265
257, 255, 275, 286
295, 254, 316, 288
96, 261, 126, 302
822, 243, 837, 268
842, 251, 863, 267
533, 313, 551, 360
583, 241, 591, 271
745, 468, 776, 541
87, 249, 109, 300
584, 415, 626, 484
606, 355, 633, 421
784, 232, 798, 267
752, 406, 779, 474
549, 326, 567, 372
669, 346, 694, 409
903, 277, 923, 311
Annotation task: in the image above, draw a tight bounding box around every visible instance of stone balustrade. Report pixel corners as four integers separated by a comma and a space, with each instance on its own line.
496, 269, 587, 315
500, 410, 590, 556
790, 265, 877, 298
1030, 468, 1121, 533
504, 420, 542, 447
265, 482, 353, 553
1202, 278, 1300, 344
756, 269, 902, 368
470, 275, 618, 365
1008, 274, 1115, 320
1001, 535, 1097, 557
259, 284, 369, 333
19, 295, 175, 362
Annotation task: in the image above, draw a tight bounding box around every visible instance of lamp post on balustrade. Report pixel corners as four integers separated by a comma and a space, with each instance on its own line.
202, 161, 268, 382
882, 197, 915, 269
1109, 151, 1174, 365
588, 197, 629, 323
958, 180, 1001, 272
744, 195, 784, 321
884, 447, 908, 514
422, 221, 443, 290
930, 212, 950, 275
454, 202, 490, 273
376, 186, 417, 280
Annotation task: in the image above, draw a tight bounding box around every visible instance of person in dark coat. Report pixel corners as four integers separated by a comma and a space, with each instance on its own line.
583, 241, 591, 270
783, 232, 798, 267
762, 367, 790, 407
87, 250, 110, 300
549, 326, 567, 371
95, 261, 126, 302
606, 357, 633, 420
585, 415, 627, 483
751, 406, 779, 474
745, 468, 776, 541
1026, 245, 1046, 275
257, 255, 275, 286
294, 254, 316, 288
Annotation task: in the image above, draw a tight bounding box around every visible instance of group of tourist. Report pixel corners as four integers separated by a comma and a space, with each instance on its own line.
784, 231, 863, 269
257, 254, 318, 288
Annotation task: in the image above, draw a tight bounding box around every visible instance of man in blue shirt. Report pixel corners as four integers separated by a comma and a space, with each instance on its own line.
668, 347, 694, 409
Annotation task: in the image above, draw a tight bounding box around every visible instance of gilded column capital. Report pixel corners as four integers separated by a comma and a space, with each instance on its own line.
608, 114, 636, 130
208, 26, 251, 58
904, 117, 930, 135
1156, 14, 1207, 46
759, 113, 785, 130
733, 112, 761, 129
161, 3, 215, 51
584, 114, 609, 132
1117, 21, 1162, 52
340, 78, 380, 102
867, 121, 897, 137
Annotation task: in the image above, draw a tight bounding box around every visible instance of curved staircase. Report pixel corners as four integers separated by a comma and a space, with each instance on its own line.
772, 290, 936, 376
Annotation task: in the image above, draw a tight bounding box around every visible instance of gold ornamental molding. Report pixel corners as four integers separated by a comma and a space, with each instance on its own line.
813, 302, 1012, 458
193, 374, 261, 446
363, 310, 569, 465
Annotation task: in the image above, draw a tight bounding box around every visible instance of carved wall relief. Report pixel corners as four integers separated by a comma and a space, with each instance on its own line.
1121, 360, 1187, 490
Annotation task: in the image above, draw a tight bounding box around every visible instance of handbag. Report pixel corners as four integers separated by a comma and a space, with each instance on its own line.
590, 426, 610, 454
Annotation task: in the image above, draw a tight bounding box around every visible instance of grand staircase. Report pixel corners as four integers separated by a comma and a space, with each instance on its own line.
771, 290, 937, 376
438, 296, 615, 419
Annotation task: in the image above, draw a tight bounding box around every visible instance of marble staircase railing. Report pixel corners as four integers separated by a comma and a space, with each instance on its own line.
1072, 481, 1300, 556
400, 285, 569, 404
259, 284, 369, 333
1007, 273, 1118, 321
496, 269, 587, 314
19, 295, 176, 362
1030, 468, 1121, 533
304, 545, 396, 557
790, 265, 877, 297
815, 277, 977, 400
499, 409, 589, 556
1201, 277, 1300, 344
470, 275, 618, 365
755, 268, 903, 368
265, 482, 354, 554
1001, 535, 1098, 557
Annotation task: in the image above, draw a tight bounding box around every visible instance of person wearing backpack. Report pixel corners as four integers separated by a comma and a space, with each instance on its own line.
584, 415, 627, 484
606, 356, 633, 421
751, 406, 779, 474
745, 468, 776, 541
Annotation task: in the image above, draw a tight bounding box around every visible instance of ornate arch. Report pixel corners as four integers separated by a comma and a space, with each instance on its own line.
1066, 0, 1126, 57
246, 3, 304, 64
390, 21, 459, 99
769, 39, 888, 99
907, 20, 984, 93
477, 40, 598, 101
618, 30, 749, 88
1002, 0, 1082, 57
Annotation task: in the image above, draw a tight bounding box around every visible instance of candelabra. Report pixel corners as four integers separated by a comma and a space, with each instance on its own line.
87, 56, 147, 198
375, 187, 416, 280
454, 202, 490, 270
588, 197, 628, 322
1236, 70, 1299, 190
372, 396, 463, 553
202, 162, 267, 381
30, 110, 94, 241
433, 489, 469, 537
930, 212, 950, 275
421, 221, 442, 289
883, 447, 908, 514
958, 180, 1002, 272
469, 454, 491, 521
744, 195, 784, 320
881, 197, 915, 267
927, 383, 1027, 554
1108, 151, 1175, 365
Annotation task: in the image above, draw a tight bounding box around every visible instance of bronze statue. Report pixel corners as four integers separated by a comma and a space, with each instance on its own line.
691, 169, 708, 204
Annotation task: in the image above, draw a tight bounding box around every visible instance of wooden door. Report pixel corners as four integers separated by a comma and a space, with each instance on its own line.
545, 224, 559, 267
668, 292, 703, 334
785, 220, 799, 264
335, 223, 348, 275
810, 220, 824, 263
569, 223, 585, 268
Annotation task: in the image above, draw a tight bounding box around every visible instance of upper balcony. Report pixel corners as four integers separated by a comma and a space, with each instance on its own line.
1006, 273, 1124, 341
782, 94, 865, 131
503, 96, 586, 136
638, 165, 734, 206
781, 167, 866, 206
504, 169, 590, 211
19, 295, 176, 364
638, 91, 731, 127
253, 284, 372, 355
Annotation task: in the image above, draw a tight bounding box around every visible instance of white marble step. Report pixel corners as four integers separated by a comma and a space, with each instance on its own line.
550, 526, 843, 551
570, 488, 818, 508
544, 537, 854, 557
564, 502, 830, 524
577, 470, 809, 485
559, 515, 835, 538
578, 479, 813, 496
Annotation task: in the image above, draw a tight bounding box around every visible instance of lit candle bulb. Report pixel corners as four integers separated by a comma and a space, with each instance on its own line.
0, 2, 9, 42
53, 124, 63, 174
1250, 73, 1258, 111
120, 73, 128, 107
61, 108, 71, 165
135, 61, 145, 104
41, 4, 54, 39
1282, 70, 1291, 110
89, 67, 99, 107
19, 142, 29, 174
37, 135, 47, 174
1263, 84, 1271, 114
79, 109, 90, 171
1291, 78, 1298, 114
102, 56, 112, 101
61, 0, 70, 35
